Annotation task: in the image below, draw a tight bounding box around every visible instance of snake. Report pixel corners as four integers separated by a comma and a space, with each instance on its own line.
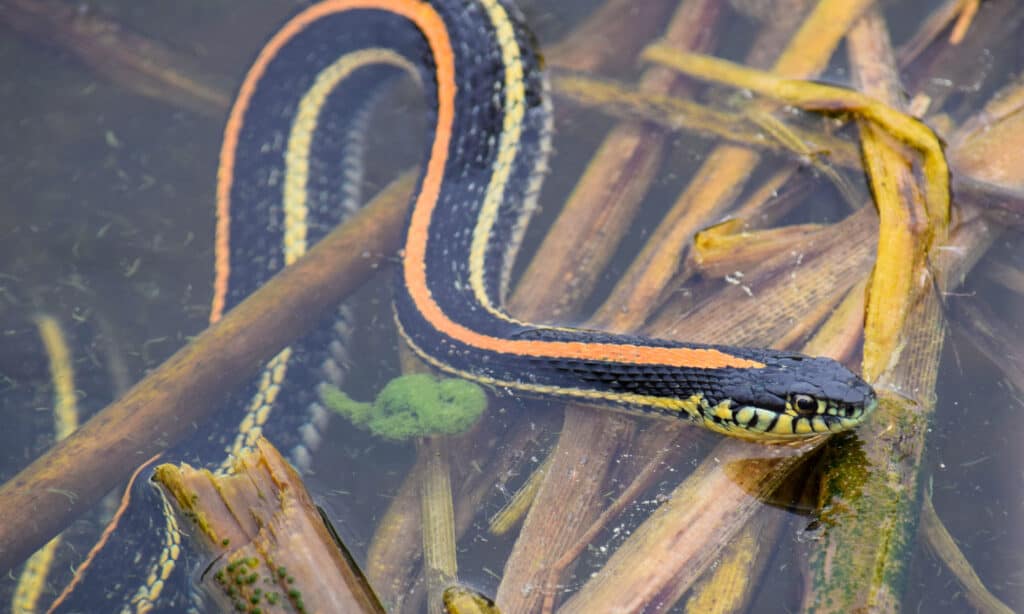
48, 0, 878, 611
212, 0, 876, 439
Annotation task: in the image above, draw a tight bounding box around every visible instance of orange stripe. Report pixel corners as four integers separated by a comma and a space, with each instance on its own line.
212, 0, 443, 323
47, 454, 163, 614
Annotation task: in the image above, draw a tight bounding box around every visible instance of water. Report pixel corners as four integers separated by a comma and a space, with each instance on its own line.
0, 0, 1021, 612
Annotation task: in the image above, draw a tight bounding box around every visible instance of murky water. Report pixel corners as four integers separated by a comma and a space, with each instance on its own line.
0, 1, 1021, 612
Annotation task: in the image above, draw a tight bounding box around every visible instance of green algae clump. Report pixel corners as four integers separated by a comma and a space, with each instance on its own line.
320, 374, 486, 440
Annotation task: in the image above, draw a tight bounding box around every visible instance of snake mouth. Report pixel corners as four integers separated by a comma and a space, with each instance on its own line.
699, 395, 875, 440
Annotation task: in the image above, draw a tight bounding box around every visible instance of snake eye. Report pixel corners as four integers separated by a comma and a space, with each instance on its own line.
793, 394, 817, 415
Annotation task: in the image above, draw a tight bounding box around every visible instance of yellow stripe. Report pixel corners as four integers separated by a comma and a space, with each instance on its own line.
128, 486, 182, 614
223, 49, 421, 472
13, 316, 80, 614
35, 316, 79, 439
396, 317, 704, 418
219, 348, 292, 473
13, 538, 60, 614
283, 47, 419, 265
467, 0, 529, 318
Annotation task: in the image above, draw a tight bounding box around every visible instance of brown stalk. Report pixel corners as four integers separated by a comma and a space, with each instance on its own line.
550, 70, 863, 171
545, 0, 679, 74
653, 205, 876, 347
688, 221, 824, 282
419, 437, 458, 614
151, 438, 386, 614
0, 0, 231, 117
920, 493, 1015, 614
679, 511, 785, 614
365, 453, 428, 611
537, 427, 692, 614
899, 0, 1024, 114
952, 300, 1024, 397
591, 0, 874, 332
557, 435, 822, 612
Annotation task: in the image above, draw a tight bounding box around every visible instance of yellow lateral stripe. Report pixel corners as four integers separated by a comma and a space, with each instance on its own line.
13, 316, 80, 614
222, 50, 420, 473
128, 486, 183, 614
35, 316, 79, 439
283, 48, 419, 266
396, 317, 702, 418
13, 538, 61, 614
467, 0, 528, 319
219, 348, 292, 473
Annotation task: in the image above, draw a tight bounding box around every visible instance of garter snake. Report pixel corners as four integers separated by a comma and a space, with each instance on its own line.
211, 0, 876, 439
50, 0, 878, 610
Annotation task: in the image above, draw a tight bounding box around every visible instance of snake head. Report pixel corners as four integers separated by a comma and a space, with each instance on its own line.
699, 353, 877, 440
